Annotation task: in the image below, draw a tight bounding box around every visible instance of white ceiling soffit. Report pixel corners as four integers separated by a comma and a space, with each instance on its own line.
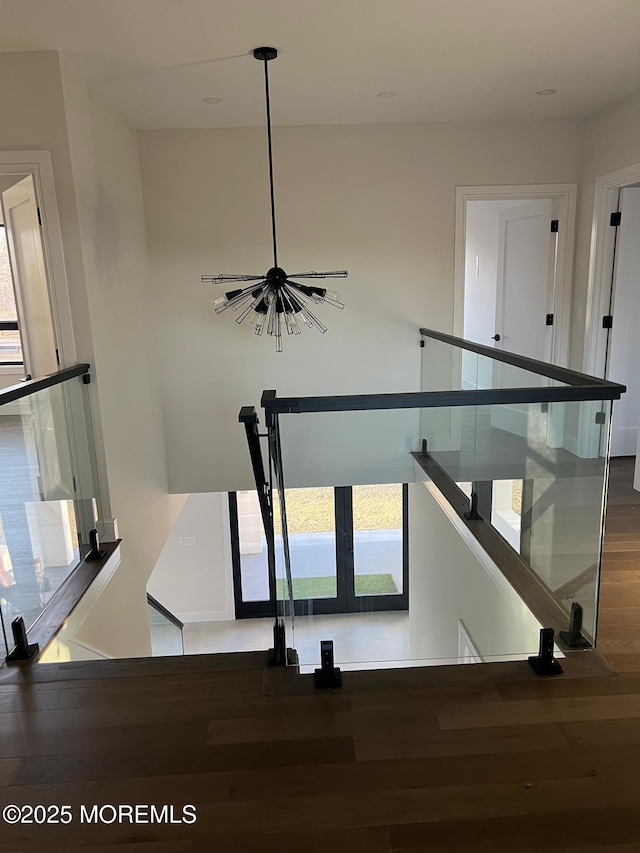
0, 0, 639, 128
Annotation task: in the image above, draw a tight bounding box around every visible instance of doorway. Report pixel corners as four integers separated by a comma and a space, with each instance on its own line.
229, 485, 409, 618
584, 163, 640, 486
0, 173, 59, 382
454, 184, 577, 369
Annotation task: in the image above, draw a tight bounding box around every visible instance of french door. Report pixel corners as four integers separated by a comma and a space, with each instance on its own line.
229, 484, 408, 618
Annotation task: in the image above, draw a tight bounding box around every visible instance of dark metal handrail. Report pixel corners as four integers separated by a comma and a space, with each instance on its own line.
419, 327, 623, 389
261, 384, 624, 415
147, 594, 184, 631
0, 364, 90, 406
258, 327, 625, 415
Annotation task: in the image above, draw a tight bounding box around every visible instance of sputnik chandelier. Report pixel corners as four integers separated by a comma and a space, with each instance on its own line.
202, 47, 347, 352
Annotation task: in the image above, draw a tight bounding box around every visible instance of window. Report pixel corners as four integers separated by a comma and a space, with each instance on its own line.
230, 484, 409, 617
0, 225, 22, 365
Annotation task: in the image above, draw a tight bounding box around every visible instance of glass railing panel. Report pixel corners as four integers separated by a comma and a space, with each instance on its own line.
421, 331, 570, 393
0, 373, 101, 647
421, 336, 479, 392
471, 398, 611, 642
271, 405, 580, 671
475, 353, 567, 391
147, 598, 184, 656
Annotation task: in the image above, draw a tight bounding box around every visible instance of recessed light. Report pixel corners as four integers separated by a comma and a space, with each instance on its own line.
377, 91, 397, 99
203, 97, 223, 104
536, 89, 557, 96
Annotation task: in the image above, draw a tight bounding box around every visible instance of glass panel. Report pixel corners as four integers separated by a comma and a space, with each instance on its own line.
148, 600, 183, 656
0, 226, 23, 365
0, 330, 22, 364
353, 483, 403, 596
236, 490, 270, 602
491, 479, 523, 553
476, 354, 566, 391
274, 407, 555, 672
274, 487, 337, 600
421, 333, 568, 393
472, 398, 611, 643
0, 226, 18, 321
0, 376, 102, 645
422, 336, 478, 392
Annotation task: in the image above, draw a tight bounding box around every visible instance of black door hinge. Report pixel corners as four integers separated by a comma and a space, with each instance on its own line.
37, 207, 42, 226
550, 219, 559, 233
55, 348, 60, 366
419, 340, 425, 348
546, 313, 554, 326
595, 411, 606, 425
610, 211, 622, 227
602, 315, 613, 329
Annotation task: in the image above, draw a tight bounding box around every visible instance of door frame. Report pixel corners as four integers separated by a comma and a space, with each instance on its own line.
0, 151, 76, 368
583, 162, 640, 379
580, 162, 640, 461
454, 184, 577, 369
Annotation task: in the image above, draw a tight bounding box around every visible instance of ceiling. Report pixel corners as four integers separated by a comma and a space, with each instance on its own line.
0, 0, 639, 129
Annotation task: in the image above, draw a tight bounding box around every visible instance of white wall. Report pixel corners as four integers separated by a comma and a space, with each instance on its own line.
39, 544, 121, 663
58, 56, 187, 654
408, 472, 541, 661
147, 492, 234, 623
572, 91, 640, 370
139, 119, 584, 494
0, 51, 186, 657
607, 186, 640, 456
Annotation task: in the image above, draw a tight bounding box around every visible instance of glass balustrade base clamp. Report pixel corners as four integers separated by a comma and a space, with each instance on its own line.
528, 628, 563, 676
314, 640, 342, 689
559, 602, 590, 649
464, 491, 482, 521
5, 617, 39, 664
268, 620, 287, 667
85, 528, 107, 562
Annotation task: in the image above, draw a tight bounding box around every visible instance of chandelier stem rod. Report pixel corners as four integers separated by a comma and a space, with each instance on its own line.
263, 58, 278, 269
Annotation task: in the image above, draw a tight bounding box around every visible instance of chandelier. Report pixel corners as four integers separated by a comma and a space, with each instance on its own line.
202, 47, 347, 352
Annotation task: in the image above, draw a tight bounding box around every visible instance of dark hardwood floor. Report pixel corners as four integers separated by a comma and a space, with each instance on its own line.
596, 456, 640, 671
0, 459, 639, 851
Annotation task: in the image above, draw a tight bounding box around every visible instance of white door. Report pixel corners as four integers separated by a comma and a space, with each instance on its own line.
495, 199, 555, 361
491, 200, 555, 440
1, 175, 58, 378
606, 187, 640, 458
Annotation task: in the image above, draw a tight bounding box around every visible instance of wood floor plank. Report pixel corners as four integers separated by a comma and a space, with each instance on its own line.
435, 692, 640, 730
355, 722, 569, 761
262, 777, 601, 834
191, 827, 392, 853
9, 735, 356, 785
495, 675, 640, 702
389, 807, 640, 851
208, 706, 438, 745
0, 799, 263, 849
0, 720, 210, 760
0, 687, 85, 713
0, 758, 20, 786
38, 844, 193, 853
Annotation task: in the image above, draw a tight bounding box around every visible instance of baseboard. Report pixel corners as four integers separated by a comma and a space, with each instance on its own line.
179, 610, 235, 623
564, 433, 579, 455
